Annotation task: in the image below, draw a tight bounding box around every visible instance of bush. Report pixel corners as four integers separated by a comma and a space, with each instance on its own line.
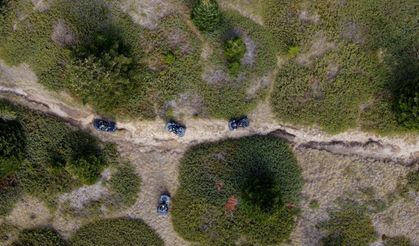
0, 119, 25, 179
405, 170, 419, 192
12, 227, 67, 246
0, 99, 110, 210
107, 164, 141, 207
191, 0, 222, 33
61, 131, 106, 184
70, 218, 163, 246
396, 84, 419, 129
172, 136, 303, 245
319, 204, 376, 246
383, 235, 412, 246
224, 37, 246, 76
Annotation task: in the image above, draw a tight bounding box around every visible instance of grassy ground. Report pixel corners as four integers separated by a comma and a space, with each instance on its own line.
172, 136, 303, 245
264, 0, 418, 134
70, 218, 163, 246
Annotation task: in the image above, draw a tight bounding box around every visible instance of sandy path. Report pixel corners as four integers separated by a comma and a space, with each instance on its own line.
1, 61, 418, 245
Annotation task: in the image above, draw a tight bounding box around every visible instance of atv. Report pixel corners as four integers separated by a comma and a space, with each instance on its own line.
165, 121, 186, 137
157, 193, 171, 215
228, 116, 249, 130
93, 119, 117, 132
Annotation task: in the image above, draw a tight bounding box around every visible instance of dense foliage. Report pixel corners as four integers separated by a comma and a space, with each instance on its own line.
191, 0, 222, 33
405, 170, 419, 192
107, 164, 141, 207
70, 218, 163, 246
383, 235, 412, 246
320, 204, 376, 246
224, 37, 246, 76
12, 227, 67, 246
172, 136, 303, 245
0, 99, 110, 214
0, 119, 25, 179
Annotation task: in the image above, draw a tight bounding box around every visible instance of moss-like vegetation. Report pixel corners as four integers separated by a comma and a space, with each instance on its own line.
70, 218, 163, 246
383, 235, 412, 246
172, 136, 303, 245
405, 170, 419, 192
12, 227, 67, 246
319, 203, 377, 246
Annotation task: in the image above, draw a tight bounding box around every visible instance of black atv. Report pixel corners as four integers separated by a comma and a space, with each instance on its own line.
165, 121, 186, 137
157, 193, 171, 215
93, 119, 117, 132
228, 116, 249, 130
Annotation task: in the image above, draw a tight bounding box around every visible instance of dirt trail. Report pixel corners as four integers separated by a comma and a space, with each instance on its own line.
0, 82, 417, 165
1, 61, 418, 245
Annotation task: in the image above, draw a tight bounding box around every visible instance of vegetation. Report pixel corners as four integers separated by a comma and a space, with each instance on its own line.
224, 37, 246, 76
383, 235, 412, 246
0, 119, 25, 179
0, 99, 111, 213
107, 164, 141, 207
191, 0, 222, 33
0, 0, 417, 131
319, 203, 377, 246
70, 218, 163, 246
12, 227, 67, 246
172, 136, 303, 245
405, 170, 419, 192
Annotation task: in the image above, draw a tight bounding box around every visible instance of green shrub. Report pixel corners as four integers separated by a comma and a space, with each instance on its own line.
0, 99, 110, 209
319, 204, 376, 246
191, 0, 222, 33
287, 46, 300, 58
224, 37, 246, 76
0, 180, 21, 217
0, 119, 25, 179
172, 136, 303, 245
70, 218, 163, 246
61, 131, 106, 184
405, 170, 419, 192
12, 227, 67, 246
396, 85, 419, 129
107, 164, 141, 207
383, 235, 412, 246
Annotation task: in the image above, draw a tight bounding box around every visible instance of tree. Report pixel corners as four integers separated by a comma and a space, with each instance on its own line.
191, 0, 222, 33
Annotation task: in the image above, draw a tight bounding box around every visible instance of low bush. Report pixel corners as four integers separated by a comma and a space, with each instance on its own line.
191, 0, 223, 33
107, 164, 141, 207
224, 37, 246, 76
383, 235, 412, 246
172, 136, 303, 245
12, 227, 67, 246
405, 170, 419, 192
70, 218, 163, 246
319, 203, 377, 246
0, 119, 25, 179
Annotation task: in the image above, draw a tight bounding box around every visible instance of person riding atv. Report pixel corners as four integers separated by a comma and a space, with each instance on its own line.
157, 193, 171, 215
93, 119, 117, 132
228, 116, 249, 130
165, 121, 186, 137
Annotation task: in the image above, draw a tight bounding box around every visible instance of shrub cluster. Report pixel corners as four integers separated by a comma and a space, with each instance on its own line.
70, 218, 163, 246
172, 136, 303, 245
191, 0, 222, 33
0, 99, 110, 214
224, 37, 246, 76
12, 227, 67, 246
319, 203, 377, 246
